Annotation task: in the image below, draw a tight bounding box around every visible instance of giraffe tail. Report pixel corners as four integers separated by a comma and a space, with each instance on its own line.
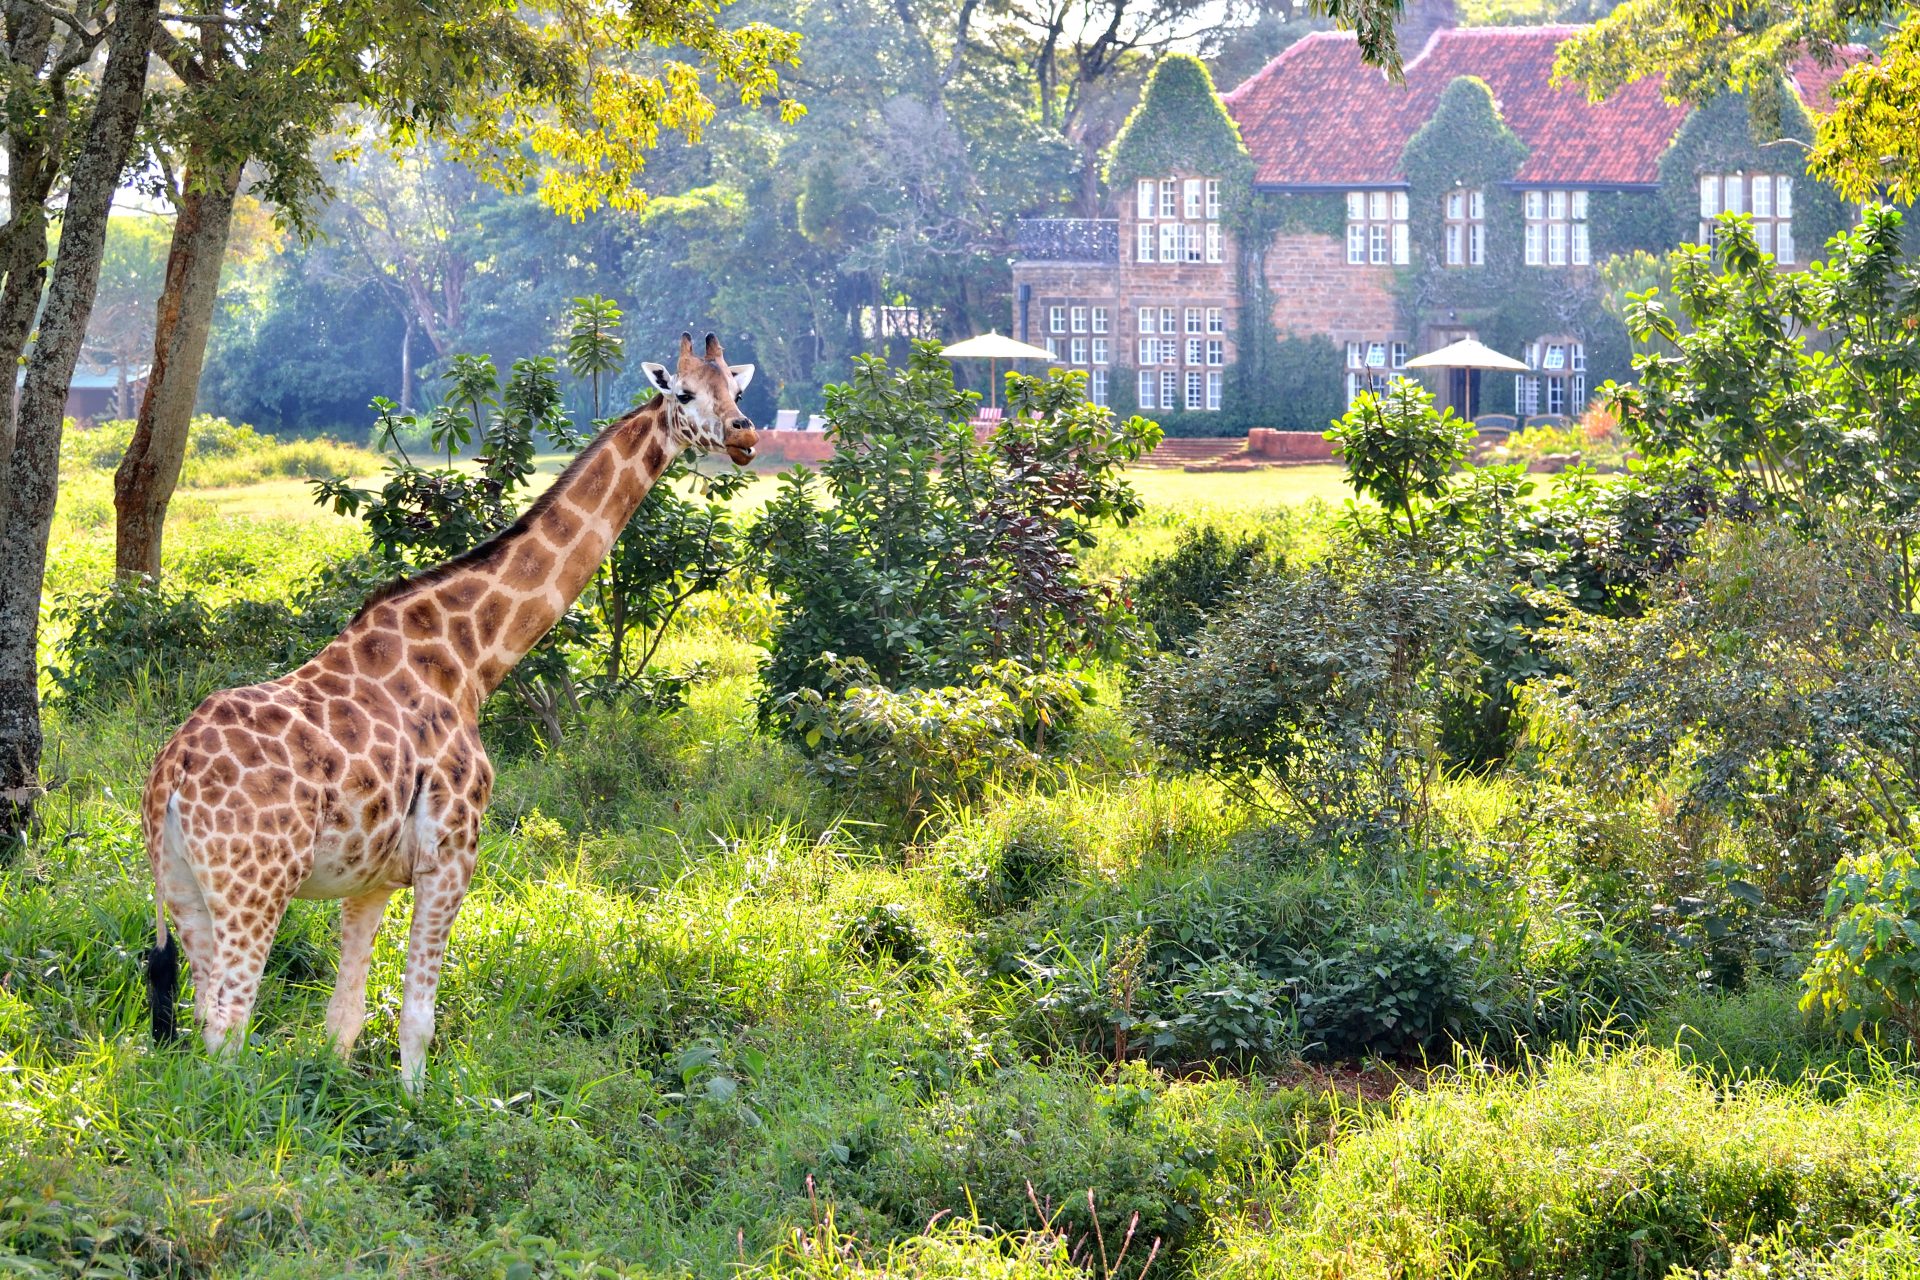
146, 790, 184, 1044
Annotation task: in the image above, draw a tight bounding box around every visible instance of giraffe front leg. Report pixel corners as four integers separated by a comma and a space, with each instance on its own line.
326, 888, 394, 1058
397, 854, 474, 1095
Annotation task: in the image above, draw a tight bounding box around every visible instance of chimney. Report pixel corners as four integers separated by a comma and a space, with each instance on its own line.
1399, 0, 1459, 62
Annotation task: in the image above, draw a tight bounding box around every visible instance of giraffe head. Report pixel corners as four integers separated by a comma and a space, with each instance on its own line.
640, 332, 758, 465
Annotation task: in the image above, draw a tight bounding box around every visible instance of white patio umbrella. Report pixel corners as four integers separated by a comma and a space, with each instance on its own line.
1403, 338, 1531, 420
940, 331, 1057, 410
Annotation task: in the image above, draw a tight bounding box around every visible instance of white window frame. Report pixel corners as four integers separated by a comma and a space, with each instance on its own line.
1160, 307, 1177, 334
1525, 190, 1588, 268
1161, 370, 1179, 411
1185, 370, 1204, 411
1137, 306, 1154, 335
1159, 179, 1178, 218
1049, 306, 1066, 333
1091, 307, 1109, 334
1159, 222, 1179, 263
1091, 368, 1109, 407
1137, 180, 1155, 219
1205, 179, 1221, 219
1070, 336, 1087, 364
1347, 189, 1410, 266
1206, 339, 1223, 366
1186, 337, 1204, 366
1205, 370, 1222, 411
1206, 307, 1224, 334
1137, 370, 1155, 409
1184, 178, 1203, 219
1136, 223, 1155, 262
1205, 223, 1223, 263
1070, 305, 1087, 333
1137, 337, 1156, 366
1045, 337, 1059, 359
1091, 337, 1109, 366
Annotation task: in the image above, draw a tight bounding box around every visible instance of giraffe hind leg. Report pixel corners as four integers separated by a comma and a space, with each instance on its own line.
198, 849, 301, 1057
152, 794, 220, 1044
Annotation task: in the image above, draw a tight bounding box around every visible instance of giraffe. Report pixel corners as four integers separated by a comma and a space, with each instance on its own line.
140, 332, 757, 1091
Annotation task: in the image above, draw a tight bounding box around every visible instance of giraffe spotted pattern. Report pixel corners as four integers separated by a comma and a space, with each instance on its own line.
141, 333, 757, 1091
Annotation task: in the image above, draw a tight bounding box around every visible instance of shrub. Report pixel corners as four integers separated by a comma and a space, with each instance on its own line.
1323, 377, 1474, 539
1131, 555, 1486, 850
1530, 520, 1920, 907
777, 656, 1087, 823
1129, 524, 1270, 651
838, 902, 934, 969
753, 343, 1158, 712
1802, 844, 1920, 1043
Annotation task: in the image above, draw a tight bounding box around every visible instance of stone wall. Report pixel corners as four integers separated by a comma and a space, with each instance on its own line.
1246, 427, 1337, 462
1263, 233, 1402, 346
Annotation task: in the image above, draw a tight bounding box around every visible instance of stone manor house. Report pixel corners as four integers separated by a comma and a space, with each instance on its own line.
1011, 17, 1859, 431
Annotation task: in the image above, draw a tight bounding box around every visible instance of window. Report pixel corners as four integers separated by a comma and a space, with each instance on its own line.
1206, 339, 1223, 366
1186, 371, 1204, 410
1160, 307, 1177, 334
1159, 179, 1178, 218
1205, 179, 1221, 219
1135, 175, 1223, 271
1516, 339, 1588, 418
1137, 337, 1157, 365
1346, 190, 1409, 266
1184, 178, 1203, 219
1137, 306, 1154, 335
1092, 337, 1109, 365
1186, 338, 1204, 366
1345, 338, 1397, 406
1045, 337, 1059, 359
1206, 307, 1224, 334
1159, 222, 1179, 263
1070, 306, 1087, 333
1700, 173, 1795, 263
1049, 306, 1065, 333
1160, 338, 1178, 365
1391, 341, 1407, 369
1136, 180, 1154, 219
1070, 337, 1087, 364
1205, 223, 1223, 263
1161, 370, 1179, 410
1091, 368, 1109, 407
1206, 370, 1223, 411
1185, 307, 1203, 334
1136, 223, 1154, 262
1183, 223, 1204, 264
1138, 370, 1156, 409
1524, 190, 1589, 267
1091, 307, 1109, 334
1443, 188, 1486, 267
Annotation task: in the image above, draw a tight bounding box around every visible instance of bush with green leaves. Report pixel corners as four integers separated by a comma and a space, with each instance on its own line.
1803, 844, 1920, 1043
753, 343, 1159, 713
1530, 520, 1920, 908
1131, 554, 1486, 849
1610, 205, 1920, 605
1128, 524, 1270, 652
1324, 377, 1475, 540
776, 655, 1086, 824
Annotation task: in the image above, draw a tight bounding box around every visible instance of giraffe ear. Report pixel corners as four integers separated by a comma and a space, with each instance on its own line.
641, 362, 676, 396
730, 363, 755, 393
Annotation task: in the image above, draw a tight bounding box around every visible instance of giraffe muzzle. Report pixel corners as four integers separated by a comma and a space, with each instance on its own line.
724, 421, 757, 466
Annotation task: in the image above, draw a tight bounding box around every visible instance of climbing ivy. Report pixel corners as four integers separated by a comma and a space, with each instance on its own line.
1655, 88, 1851, 251
1106, 55, 1253, 197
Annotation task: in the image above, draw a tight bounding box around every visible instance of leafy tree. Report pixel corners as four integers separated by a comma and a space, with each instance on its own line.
1, 0, 164, 844
563, 295, 626, 422
1324, 377, 1476, 539
1607, 206, 1920, 604
112, 0, 804, 582
754, 341, 1159, 713
1554, 0, 1919, 205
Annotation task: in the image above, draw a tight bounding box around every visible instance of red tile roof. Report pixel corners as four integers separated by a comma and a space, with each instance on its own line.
1222, 25, 1849, 189
1787, 45, 1872, 114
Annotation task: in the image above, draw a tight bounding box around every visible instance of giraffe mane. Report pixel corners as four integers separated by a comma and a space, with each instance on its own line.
345, 398, 673, 627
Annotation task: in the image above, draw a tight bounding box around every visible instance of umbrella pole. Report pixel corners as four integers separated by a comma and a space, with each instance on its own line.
991, 358, 998, 411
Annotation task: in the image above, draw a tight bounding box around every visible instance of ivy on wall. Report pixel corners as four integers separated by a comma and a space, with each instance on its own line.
1395, 74, 1637, 409
1106, 55, 1254, 198
1656, 87, 1851, 251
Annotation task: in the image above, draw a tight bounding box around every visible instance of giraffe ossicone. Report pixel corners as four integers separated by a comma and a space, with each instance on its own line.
140, 332, 758, 1092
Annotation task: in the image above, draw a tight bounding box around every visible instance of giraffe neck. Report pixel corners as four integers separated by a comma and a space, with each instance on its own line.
370, 399, 682, 705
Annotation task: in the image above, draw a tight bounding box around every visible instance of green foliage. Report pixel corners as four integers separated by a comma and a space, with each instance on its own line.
563, 294, 625, 422
1132, 555, 1485, 845
1206, 1042, 1920, 1280
1803, 845, 1920, 1043
1612, 207, 1920, 600
777, 656, 1085, 823
1324, 378, 1476, 538
754, 344, 1157, 711
1105, 55, 1252, 193
1531, 521, 1920, 907
60, 415, 374, 488
1129, 524, 1271, 651
1654, 91, 1850, 251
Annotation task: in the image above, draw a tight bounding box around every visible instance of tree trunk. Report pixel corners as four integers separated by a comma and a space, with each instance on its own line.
112, 161, 244, 580
0, 0, 160, 842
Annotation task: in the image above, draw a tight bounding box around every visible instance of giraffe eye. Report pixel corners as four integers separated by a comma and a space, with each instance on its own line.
676, 390, 695, 404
